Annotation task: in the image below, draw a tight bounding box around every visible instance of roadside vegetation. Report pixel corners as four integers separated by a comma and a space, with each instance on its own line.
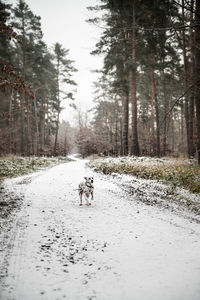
0, 156, 72, 182
89, 157, 200, 194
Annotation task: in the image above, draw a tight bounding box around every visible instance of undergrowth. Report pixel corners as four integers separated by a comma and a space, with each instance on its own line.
89, 158, 200, 194
0, 156, 72, 181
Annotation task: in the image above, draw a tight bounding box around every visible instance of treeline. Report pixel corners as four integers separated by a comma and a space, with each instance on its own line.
0, 0, 76, 156
76, 0, 200, 163
1, 0, 200, 163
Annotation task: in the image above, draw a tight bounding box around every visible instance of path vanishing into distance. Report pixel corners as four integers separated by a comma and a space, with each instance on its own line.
0, 157, 200, 300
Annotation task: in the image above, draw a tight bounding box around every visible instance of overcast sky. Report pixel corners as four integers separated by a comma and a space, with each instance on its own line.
8, 0, 103, 124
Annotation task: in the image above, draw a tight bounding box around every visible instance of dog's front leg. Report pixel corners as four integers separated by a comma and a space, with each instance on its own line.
85, 193, 91, 206
91, 190, 94, 200
79, 191, 83, 206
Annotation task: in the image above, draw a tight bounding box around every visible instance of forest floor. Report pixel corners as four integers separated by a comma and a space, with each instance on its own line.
0, 156, 200, 300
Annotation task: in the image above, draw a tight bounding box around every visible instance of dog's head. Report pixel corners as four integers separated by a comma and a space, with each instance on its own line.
84, 177, 94, 185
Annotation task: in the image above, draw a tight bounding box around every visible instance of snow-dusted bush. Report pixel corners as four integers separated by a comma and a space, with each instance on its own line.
0, 156, 71, 180
89, 156, 200, 194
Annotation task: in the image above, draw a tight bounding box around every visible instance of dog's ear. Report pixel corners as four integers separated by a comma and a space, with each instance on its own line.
84, 177, 87, 180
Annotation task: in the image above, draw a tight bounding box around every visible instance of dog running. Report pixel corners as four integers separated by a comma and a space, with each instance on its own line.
78, 177, 94, 206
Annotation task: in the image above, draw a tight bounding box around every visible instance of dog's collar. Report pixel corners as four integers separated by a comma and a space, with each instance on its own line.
86, 183, 93, 188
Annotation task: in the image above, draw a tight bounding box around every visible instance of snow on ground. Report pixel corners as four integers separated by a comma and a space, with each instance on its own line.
97, 171, 200, 223
0, 158, 200, 300
92, 156, 194, 167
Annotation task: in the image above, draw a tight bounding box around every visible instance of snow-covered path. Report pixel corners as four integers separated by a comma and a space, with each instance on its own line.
0, 159, 200, 300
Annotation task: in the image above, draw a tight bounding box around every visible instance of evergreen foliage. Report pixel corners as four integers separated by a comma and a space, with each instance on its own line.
88, 0, 200, 162
0, 0, 76, 156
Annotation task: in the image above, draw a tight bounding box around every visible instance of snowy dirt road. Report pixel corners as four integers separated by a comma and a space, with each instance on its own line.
0, 158, 200, 300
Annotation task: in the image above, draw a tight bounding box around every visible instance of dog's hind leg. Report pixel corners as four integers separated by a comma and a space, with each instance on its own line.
79, 190, 83, 206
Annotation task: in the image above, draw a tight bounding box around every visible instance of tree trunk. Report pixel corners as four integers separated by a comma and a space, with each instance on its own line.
8, 89, 13, 153
33, 91, 39, 154
140, 72, 147, 154
122, 91, 129, 155
182, 0, 190, 157
195, 0, 200, 164
27, 99, 32, 155
189, 0, 196, 157
180, 105, 184, 153
20, 91, 25, 154
114, 99, 119, 155
120, 118, 123, 155
151, 65, 160, 157
45, 97, 50, 146
40, 99, 45, 152
149, 54, 155, 155
131, 2, 140, 156
64, 130, 67, 156
162, 70, 167, 156
54, 67, 60, 156
115, 118, 118, 155
167, 86, 174, 154
20, 16, 26, 154
150, 78, 155, 155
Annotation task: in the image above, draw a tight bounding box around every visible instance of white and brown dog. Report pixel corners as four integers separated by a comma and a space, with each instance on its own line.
78, 177, 94, 206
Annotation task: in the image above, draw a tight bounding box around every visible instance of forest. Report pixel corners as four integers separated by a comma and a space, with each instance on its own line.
1, 0, 200, 164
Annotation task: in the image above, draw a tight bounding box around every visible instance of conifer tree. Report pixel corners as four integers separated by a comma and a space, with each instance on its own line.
52, 43, 77, 155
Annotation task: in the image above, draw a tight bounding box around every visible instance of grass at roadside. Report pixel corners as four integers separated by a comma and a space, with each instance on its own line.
0, 155, 72, 182
89, 156, 200, 194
